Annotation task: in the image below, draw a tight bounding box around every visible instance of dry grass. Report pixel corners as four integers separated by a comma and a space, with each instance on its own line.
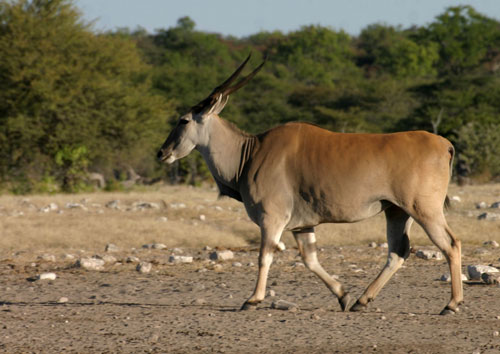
0, 183, 499, 255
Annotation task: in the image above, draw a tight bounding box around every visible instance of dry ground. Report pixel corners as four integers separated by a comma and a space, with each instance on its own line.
1, 183, 500, 353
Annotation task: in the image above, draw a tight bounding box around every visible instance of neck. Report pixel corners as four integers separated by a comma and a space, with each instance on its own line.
196, 115, 256, 196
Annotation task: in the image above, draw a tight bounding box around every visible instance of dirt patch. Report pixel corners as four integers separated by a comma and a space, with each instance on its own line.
1, 245, 499, 353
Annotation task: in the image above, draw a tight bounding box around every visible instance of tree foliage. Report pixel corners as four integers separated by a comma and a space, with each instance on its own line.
1, 1, 500, 191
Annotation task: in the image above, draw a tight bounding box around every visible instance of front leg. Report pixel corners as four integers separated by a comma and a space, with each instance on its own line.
241, 218, 285, 310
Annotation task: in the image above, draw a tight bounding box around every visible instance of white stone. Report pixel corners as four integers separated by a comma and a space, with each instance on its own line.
271, 299, 298, 311
169, 255, 193, 264
76, 258, 105, 271
172, 248, 183, 254
268, 289, 276, 297
476, 201, 488, 209
368, 242, 378, 248
478, 212, 500, 221
58, 297, 69, 303
105, 243, 120, 252
38, 254, 56, 262
152, 243, 167, 250
232, 262, 242, 267
133, 201, 160, 210
440, 273, 468, 282
199, 214, 206, 221
483, 240, 499, 248
379, 243, 388, 249
66, 203, 88, 211
209, 250, 234, 261
101, 255, 117, 264
450, 196, 461, 203
136, 262, 152, 273
105, 200, 120, 209
415, 249, 443, 260
481, 272, 500, 285
491, 201, 500, 209
467, 264, 499, 280
126, 256, 140, 263
38, 272, 57, 280
203, 246, 212, 251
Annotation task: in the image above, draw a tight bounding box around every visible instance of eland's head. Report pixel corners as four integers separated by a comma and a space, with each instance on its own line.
157, 54, 265, 164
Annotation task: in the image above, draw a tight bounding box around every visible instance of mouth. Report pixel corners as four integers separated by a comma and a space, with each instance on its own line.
159, 153, 175, 164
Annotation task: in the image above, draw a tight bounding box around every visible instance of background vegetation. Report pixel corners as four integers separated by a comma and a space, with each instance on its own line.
1, 0, 500, 193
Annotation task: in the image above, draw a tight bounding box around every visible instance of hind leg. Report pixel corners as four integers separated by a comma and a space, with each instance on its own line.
293, 228, 352, 311
351, 206, 412, 311
417, 215, 463, 314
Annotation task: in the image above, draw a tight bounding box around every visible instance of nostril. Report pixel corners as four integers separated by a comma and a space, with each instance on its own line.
157, 150, 163, 160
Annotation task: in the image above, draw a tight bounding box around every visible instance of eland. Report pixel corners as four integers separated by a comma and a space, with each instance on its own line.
157, 54, 463, 315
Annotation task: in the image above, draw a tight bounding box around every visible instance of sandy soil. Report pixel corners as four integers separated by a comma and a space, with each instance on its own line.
1, 244, 499, 353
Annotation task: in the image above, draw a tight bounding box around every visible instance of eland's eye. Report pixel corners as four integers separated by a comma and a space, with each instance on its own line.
179, 118, 190, 125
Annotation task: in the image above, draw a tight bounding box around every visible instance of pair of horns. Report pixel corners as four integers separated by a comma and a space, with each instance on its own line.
193, 53, 266, 112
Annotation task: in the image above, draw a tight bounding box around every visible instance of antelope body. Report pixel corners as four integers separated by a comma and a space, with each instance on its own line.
157, 55, 463, 314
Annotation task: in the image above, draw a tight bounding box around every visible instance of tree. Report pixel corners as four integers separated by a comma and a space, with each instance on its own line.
0, 0, 170, 192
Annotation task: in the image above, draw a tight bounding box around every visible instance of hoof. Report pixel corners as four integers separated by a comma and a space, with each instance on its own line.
339, 294, 354, 312
349, 300, 368, 312
240, 302, 258, 311
439, 306, 459, 315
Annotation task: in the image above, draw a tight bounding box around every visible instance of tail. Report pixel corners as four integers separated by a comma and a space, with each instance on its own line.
444, 145, 455, 211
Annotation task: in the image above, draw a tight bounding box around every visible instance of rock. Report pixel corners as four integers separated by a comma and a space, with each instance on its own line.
199, 214, 206, 221
467, 264, 499, 280
194, 298, 207, 305
232, 262, 242, 267
66, 203, 88, 211
172, 248, 183, 254
203, 246, 212, 251
136, 262, 152, 273
143, 243, 167, 250
481, 272, 500, 285
101, 255, 117, 264
133, 201, 160, 210
38, 254, 56, 262
379, 243, 388, 249
105, 243, 120, 252
439, 273, 468, 282
169, 203, 186, 209
105, 200, 120, 209
276, 241, 286, 251
476, 201, 488, 209
271, 299, 299, 311
368, 242, 378, 248
415, 249, 443, 260
58, 297, 69, 303
38, 272, 57, 280
169, 255, 193, 264
152, 243, 167, 250
64, 254, 75, 260
268, 289, 276, 297
491, 201, 500, 209
76, 258, 105, 271
478, 212, 500, 221
450, 196, 461, 203
126, 256, 140, 263
209, 250, 234, 261
39, 203, 58, 213
483, 240, 500, 248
